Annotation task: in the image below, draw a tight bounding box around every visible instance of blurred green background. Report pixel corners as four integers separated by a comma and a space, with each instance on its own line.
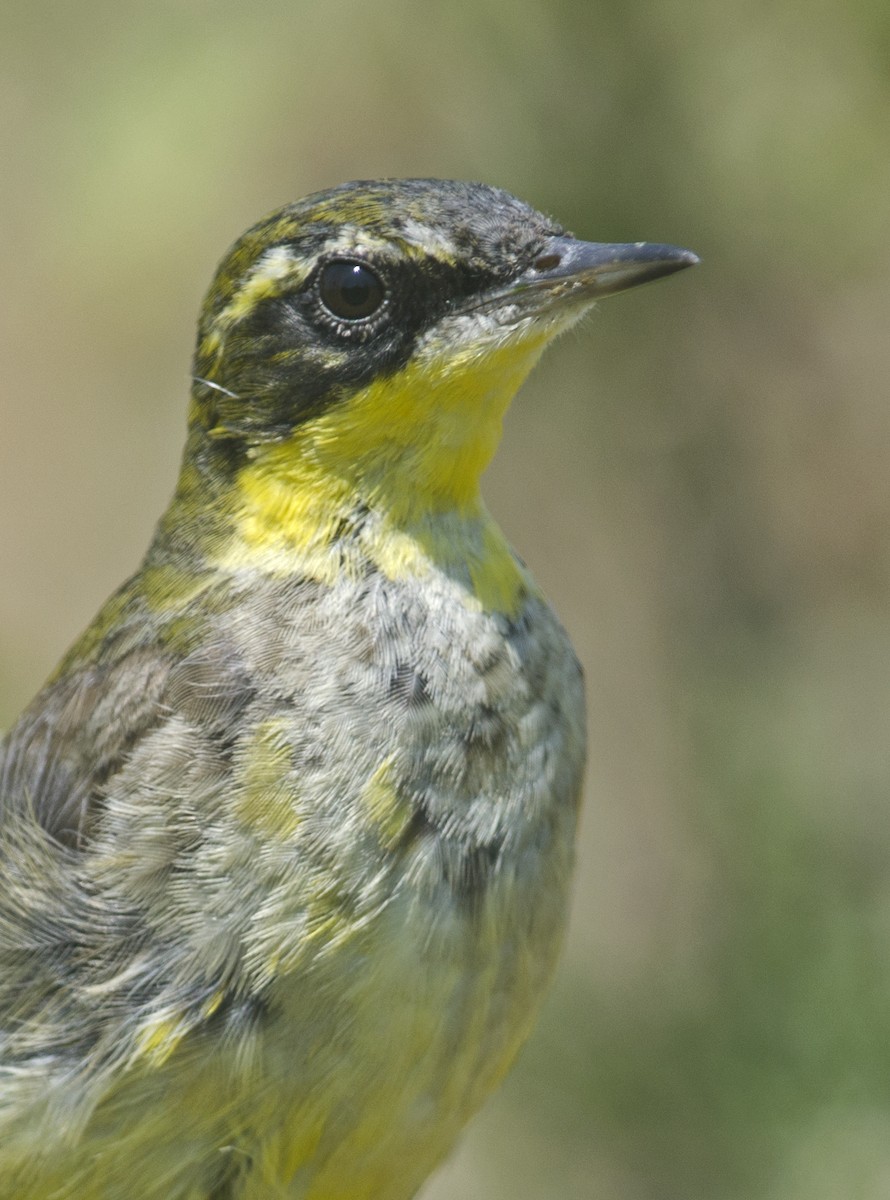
2, 2, 890, 1197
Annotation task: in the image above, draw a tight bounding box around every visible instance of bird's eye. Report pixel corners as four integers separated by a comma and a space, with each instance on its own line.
318, 260, 386, 321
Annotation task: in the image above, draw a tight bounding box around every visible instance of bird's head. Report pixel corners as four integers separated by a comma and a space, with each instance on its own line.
186, 179, 695, 523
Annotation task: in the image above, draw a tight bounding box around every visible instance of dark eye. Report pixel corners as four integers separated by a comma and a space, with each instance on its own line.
318, 260, 386, 320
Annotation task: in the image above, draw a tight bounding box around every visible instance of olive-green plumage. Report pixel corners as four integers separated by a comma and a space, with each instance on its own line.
0, 179, 695, 1199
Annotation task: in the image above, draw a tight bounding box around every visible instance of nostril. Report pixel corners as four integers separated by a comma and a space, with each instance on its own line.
533, 253, 562, 272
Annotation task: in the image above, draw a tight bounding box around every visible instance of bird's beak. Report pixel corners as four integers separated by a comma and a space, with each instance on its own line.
453, 235, 697, 328
513, 235, 699, 307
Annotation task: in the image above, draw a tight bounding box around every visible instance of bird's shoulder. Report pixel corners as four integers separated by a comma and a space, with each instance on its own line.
0, 566, 252, 848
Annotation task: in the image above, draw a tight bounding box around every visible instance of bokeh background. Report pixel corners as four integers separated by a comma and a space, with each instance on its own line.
2, 3, 890, 1197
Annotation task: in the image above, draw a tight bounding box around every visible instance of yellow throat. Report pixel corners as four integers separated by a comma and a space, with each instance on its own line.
213, 332, 549, 613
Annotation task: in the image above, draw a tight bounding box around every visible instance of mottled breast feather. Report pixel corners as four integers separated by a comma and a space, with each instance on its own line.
0, 547, 584, 1199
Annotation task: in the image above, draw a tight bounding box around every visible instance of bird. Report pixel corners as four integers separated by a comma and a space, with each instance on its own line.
0, 178, 696, 1199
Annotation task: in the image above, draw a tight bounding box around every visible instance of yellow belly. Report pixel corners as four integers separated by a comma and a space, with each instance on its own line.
2, 861, 569, 1200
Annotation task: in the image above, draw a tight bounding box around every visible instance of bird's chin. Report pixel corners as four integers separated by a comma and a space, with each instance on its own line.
415, 302, 587, 370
